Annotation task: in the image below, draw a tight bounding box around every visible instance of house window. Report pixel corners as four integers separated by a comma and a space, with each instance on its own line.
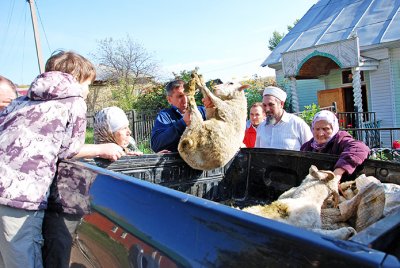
121, 232, 128, 239
111, 226, 118, 233
342, 70, 364, 84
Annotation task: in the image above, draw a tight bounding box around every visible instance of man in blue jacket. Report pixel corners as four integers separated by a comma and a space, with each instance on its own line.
151, 79, 209, 153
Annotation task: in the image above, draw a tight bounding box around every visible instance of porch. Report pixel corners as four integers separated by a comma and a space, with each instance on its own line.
320, 106, 400, 151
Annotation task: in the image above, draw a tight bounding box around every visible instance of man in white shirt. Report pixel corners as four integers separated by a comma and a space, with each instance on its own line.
255, 86, 312, 150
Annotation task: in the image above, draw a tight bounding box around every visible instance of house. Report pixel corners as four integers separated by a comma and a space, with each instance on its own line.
261, 0, 400, 144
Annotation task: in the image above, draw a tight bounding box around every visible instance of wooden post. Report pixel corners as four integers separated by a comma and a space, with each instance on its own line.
28, 0, 45, 74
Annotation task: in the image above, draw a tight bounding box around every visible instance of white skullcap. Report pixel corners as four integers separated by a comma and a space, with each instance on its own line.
263, 86, 287, 102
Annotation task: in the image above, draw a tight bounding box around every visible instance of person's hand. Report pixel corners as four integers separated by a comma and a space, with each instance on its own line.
157, 149, 171, 154
183, 110, 191, 126
97, 143, 126, 161
126, 151, 144, 156
333, 167, 345, 180
202, 96, 214, 108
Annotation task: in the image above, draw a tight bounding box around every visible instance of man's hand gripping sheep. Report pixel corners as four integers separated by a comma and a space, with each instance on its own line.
178, 70, 248, 171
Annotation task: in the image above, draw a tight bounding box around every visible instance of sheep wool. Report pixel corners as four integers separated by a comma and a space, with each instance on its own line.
178, 78, 248, 171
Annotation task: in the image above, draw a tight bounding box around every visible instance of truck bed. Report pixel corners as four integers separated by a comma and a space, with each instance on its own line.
68, 148, 400, 267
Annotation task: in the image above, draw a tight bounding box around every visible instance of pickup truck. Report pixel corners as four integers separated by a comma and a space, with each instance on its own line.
66, 148, 400, 267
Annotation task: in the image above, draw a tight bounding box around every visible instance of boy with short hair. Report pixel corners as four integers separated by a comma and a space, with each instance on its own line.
0, 50, 123, 268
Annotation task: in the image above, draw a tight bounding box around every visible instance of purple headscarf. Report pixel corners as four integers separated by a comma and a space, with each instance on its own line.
311, 110, 339, 150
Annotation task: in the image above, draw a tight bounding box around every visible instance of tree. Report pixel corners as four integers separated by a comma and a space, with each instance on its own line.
131, 84, 168, 112
268, 31, 285, 51
267, 19, 299, 51
242, 74, 276, 113
90, 35, 160, 110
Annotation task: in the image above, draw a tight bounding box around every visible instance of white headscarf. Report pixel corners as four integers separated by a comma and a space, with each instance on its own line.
94, 106, 129, 144
311, 110, 339, 149
94, 107, 140, 152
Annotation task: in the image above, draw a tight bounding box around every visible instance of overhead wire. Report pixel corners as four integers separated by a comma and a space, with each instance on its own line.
201, 58, 266, 75
34, 0, 52, 54
0, 0, 15, 55
21, 5, 28, 83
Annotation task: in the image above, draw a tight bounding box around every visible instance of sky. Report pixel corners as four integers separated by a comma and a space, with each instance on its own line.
0, 0, 317, 85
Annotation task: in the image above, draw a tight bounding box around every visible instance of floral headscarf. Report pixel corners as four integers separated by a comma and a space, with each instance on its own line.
311, 110, 339, 150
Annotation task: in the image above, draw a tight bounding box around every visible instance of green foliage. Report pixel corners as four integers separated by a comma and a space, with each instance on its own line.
175, 69, 192, 83
132, 86, 169, 112
242, 75, 275, 113
268, 20, 299, 51
85, 127, 94, 144
298, 103, 320, 126
244, 87, 263, 111
268, 31, 284, 51
370, 148, 400, 162
111, 79, 136, 111
137, 139, 153, 153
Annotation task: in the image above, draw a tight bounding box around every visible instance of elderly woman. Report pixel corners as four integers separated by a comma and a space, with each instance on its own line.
94, 106, 143, 156
300, 110, 370, 180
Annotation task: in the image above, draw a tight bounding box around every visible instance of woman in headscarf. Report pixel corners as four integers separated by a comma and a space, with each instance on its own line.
94, 106, 143, 156
300, 110, 370, 180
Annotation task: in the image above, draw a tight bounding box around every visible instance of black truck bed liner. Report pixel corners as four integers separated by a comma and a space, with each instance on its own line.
74, 148, 400, 267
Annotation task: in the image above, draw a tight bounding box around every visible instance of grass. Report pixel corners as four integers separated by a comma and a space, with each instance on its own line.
85, 127, 94, 144
137, 139, 153, 154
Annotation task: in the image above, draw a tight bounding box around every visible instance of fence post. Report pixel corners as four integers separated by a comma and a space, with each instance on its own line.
131, 109, 137, 141
354, 106, 360, 129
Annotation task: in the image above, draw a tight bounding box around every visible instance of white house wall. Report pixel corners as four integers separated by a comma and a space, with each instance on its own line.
324, 69, 342, 90
369, 58, 393, 127
298, 79, 325, 110
369, 57, 394, 146
390, 48, 400, 130
362, 48, 389, 60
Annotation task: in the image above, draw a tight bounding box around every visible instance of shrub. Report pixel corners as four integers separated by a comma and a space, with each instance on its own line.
299, 103, 320, 126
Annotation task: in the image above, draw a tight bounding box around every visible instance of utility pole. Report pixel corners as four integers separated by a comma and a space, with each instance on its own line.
27, 0, 44, 74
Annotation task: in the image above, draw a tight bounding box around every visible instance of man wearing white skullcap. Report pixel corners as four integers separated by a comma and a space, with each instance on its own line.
255, 86, 312, 150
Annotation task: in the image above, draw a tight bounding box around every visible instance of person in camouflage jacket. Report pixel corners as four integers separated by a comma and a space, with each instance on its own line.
0, 51, 95, 268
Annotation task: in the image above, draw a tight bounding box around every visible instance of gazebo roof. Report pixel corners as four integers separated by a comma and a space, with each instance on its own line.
262, 0, 400, 67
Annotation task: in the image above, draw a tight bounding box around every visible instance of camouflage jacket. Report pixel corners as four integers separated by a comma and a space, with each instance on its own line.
0, 71, 87, 210
46, 160, 97, 216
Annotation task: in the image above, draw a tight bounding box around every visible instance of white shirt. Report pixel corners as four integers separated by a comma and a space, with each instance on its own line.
255, 111, 313, 151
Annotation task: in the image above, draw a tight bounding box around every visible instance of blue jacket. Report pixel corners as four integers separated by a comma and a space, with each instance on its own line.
151, 105, 206, 152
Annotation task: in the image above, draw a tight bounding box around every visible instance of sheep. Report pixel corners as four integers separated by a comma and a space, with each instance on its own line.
178, 71, 248, 171
242, 165, 357, 240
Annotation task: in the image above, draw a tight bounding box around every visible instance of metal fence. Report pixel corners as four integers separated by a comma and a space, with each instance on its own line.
344, 127, 400, 149
127, 110, 158, 143
87, 110, 158, 144
87, 109, 400, 150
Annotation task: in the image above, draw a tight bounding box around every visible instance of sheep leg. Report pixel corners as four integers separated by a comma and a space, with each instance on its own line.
187, 95, 204, 126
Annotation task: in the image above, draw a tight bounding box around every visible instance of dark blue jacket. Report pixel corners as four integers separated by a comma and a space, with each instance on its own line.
151, 105, 206, 152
